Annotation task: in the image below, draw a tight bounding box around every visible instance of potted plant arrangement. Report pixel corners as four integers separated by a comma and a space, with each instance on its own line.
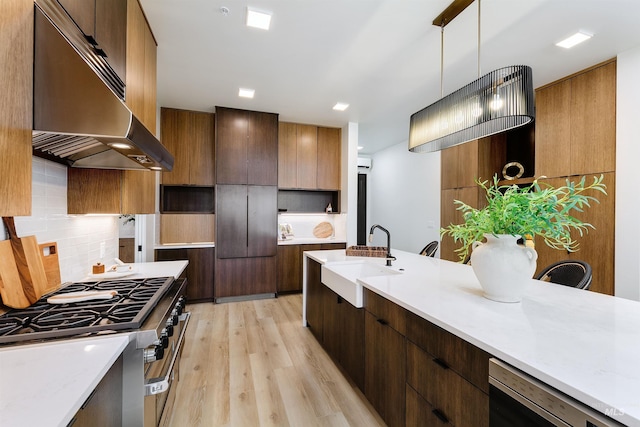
441, 175, 606, 302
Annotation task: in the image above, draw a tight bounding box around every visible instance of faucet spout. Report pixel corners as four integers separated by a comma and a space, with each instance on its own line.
368, 224, 395, 266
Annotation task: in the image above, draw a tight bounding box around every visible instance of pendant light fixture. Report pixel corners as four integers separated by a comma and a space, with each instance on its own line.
408, 0, 534, 153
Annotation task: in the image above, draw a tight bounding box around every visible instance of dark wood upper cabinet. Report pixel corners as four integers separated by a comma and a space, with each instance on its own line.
215, 106, 278, 185
58, 0, 127, 80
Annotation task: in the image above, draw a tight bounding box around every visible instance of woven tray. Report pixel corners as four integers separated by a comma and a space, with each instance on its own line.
345, 245, 388, 258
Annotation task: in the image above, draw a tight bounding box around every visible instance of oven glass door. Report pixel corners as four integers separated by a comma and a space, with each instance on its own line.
490, 385, 566, 427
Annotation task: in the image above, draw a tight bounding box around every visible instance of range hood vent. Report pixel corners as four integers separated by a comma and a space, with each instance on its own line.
32, 0, 173, 171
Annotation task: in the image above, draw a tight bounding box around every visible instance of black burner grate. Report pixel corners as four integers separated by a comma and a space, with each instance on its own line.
0, 277, 175, 345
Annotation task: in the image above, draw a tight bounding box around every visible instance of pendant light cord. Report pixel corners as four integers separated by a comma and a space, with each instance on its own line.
440, 23, 445, 98
477, 0, 481, 78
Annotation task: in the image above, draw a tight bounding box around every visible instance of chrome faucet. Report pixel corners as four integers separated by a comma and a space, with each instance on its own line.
369, 224, 395, 266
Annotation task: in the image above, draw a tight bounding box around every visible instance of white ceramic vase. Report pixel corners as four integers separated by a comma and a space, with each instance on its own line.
470, 234, 538, 303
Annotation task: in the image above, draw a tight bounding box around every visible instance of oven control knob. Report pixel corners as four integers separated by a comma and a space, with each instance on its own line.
159, 330, 169, 348
177, 296, 186, 311
144, 345, 164, 363
169, 310, 179, 324
174, 304, 183, 316
165, 322, 174, 337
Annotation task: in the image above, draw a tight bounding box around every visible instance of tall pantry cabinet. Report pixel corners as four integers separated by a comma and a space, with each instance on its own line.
533, 59, 616, 295
215, 107, 279, 299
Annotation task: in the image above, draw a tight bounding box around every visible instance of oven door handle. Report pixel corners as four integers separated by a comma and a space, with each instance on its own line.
145, 311, 191, 396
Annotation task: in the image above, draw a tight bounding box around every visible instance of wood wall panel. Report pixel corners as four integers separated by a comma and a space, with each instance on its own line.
296, 124, 318, 189
125, 0, 145, 122
316, 127, 341, 190
160, 214, 215, 244
0, 0, 33, 216
122, 170, 155, 214
570, 61, 616, 176
534, 80, 571, 178
67, 169, 121, 214
278, 122, 297, 188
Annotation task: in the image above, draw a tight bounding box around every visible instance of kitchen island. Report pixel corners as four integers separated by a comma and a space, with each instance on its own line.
303, 249, 640, 426
0, 260, 188, 427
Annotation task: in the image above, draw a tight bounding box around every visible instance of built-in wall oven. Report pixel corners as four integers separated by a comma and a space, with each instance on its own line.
489, 358, 626, 427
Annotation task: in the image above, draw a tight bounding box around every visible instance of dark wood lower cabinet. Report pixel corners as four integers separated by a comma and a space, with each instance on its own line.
155, 247, 215, 302
364, 311, 406, 427
214, 256, 276, 299
306, 258, 326, 342
406, 384, 449, 427
277, 243, 346, 293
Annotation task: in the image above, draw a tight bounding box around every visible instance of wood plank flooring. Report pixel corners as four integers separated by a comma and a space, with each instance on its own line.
169, 294, 386, 427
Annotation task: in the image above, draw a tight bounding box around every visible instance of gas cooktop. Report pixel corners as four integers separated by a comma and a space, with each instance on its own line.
0, 277, 175, 345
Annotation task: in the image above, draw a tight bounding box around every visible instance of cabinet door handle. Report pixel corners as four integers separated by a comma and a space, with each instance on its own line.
376, 318, 388, 326
432, 357, 450, 370
432, 408, 450, 423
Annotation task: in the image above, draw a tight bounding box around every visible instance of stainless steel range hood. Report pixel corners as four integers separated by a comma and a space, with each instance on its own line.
32, 0, 173, 171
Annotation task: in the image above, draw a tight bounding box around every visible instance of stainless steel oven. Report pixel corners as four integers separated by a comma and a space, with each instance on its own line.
0, 276, 190, 426
489, 358, 625, 427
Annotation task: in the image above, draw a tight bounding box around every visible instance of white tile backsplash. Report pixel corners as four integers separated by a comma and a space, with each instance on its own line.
4, 158, 119, 283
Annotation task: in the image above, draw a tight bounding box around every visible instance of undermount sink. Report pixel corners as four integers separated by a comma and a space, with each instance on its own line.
321, 261, 402, 308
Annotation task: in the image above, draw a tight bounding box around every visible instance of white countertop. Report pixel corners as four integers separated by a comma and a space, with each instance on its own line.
80, 260, 188, 282
0, 261, 188, 427
303, 249, 640, 426
0, 334, 132, 427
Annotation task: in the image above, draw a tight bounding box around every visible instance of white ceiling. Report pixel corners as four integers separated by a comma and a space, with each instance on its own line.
140, 0, 640, 154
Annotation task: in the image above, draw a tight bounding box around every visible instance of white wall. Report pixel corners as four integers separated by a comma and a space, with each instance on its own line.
4, 157, 119, 283
368, 141, 441, 254
615, 47, 640, 301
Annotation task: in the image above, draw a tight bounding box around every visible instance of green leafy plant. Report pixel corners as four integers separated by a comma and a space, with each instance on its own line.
441, 175, 607, 262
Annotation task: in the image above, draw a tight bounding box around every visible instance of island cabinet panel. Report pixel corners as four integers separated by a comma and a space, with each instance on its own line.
405, 310, 490, 427
305, 258, 325, 342
406, 384, 446, 427
406, 341, 489, 427
215, 106, 278, 185
323, 287, 365, 391
160, 108, 215, 186
155, 247, 215, 302
1, 0, 34, 216
364, 289, 406, 427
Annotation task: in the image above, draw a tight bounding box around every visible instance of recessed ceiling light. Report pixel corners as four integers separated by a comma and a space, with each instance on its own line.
556, 31, 593, 49
239, 88, 255, 98
246, 7, 272, 30
357, 146, 364, 150
333, 102, 349, 111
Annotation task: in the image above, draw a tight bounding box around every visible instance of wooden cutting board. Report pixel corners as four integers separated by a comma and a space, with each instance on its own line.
0, 217, 48, 308
0, 239, 31, 308
39, 242, 61, 295
313, 222, 334, 239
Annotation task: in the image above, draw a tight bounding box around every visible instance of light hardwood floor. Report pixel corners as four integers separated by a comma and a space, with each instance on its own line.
169, 294, 386, 427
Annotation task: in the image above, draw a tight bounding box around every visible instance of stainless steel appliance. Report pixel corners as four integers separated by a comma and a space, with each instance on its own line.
32, 0, 174, 171
489, 358, 625, 427
0, 276, 189, 426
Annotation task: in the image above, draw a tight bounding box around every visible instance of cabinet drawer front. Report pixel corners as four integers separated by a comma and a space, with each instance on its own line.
363, 288, 406, 335
406, 384, 450, 427
407, 341, 489, 427
406, 310, 490, 393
